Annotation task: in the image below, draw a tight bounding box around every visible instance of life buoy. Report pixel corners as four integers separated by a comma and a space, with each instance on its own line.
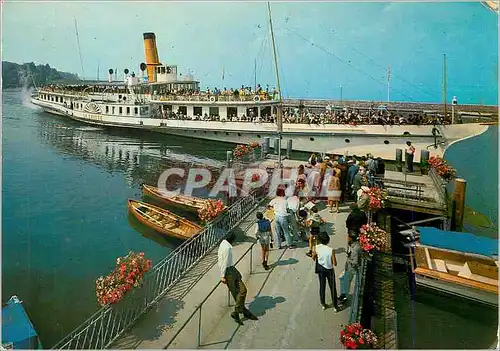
210, 96, 216, 102
254, 95, 261, 102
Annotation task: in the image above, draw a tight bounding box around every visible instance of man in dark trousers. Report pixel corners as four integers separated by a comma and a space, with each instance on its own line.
345, 203, 368, 236
218, 232, 258, 324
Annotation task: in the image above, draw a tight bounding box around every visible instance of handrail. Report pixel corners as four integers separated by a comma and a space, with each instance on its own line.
348, 258, 368, 324
428, 168, 447, 205
52, 192, 265, 349
164, 242, 256, 349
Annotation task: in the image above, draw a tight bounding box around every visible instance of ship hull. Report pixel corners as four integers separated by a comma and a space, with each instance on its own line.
31, 97, 490, 162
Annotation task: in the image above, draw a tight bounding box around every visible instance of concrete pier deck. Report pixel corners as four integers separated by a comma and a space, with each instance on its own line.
112, 202, 354, 349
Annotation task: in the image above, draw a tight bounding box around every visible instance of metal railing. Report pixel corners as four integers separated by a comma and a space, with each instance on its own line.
52, 192, 264, 349
164, 242, 257, 349
428, 168, 447, 205
150, 94, 277, 103
348, 258, 368, 324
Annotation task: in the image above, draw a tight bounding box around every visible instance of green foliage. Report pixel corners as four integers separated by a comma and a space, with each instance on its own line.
2, 61, 80, 88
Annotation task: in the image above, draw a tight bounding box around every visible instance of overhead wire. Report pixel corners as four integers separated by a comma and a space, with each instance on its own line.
302, 17, 439, 100
283, 26, 417, 101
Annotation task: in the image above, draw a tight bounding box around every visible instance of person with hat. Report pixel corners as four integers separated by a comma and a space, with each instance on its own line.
338, 231, 362, 304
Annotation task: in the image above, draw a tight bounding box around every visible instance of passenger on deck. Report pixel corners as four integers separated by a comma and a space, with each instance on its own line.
218, 233, 258, 324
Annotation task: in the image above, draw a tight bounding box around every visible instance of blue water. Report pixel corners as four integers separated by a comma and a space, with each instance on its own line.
2, 90, 229, 346
445, 126, 499, 233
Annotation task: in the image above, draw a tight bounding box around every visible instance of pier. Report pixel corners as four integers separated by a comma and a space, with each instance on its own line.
111, 202, 363, 349
51, 143, 484, 350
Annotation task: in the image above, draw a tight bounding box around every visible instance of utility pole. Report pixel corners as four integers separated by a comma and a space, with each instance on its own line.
387, 66, 391, 102
443, 54, 447, 122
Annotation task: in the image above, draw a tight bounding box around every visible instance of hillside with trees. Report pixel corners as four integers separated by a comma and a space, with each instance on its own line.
2, 61, 80, 88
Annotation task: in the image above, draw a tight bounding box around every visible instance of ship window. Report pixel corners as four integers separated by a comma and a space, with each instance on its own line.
134, 107, 138, 115
227, 107, 237, 118
246, 107, 258, 117
112, 106, 115, 114
345, 138, 350, 143
209, 107, 219, 116
161, 67, 166, 74
257, 134, 261, 138
106, 106, 109, 114
384, 140, 390, 144
126, 107, 130, 115
310, 137, 315, 141
178, 106, 187, 115
119, 107, 122, 114
61, 97, 64, 103
260, 106, 271, 117
193, 106, 202, 116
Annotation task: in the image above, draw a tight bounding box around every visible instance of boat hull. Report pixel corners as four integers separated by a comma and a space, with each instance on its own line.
127, 199, 202, 240
32, 97, 490, 162
142, 185, 206, 214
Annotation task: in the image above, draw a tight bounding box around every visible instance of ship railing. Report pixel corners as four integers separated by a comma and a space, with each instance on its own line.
150, 94, 276, 103
51, 191, 266, 350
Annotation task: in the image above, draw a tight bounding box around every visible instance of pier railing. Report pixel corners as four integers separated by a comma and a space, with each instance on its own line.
52, 192, 265, 350
348, 258, 369, 324
428, 168, 447, 205
164, 241, 257, 349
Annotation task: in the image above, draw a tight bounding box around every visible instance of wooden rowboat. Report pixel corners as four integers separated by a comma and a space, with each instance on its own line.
127, 199, 203, 240
142, 184, 208, 213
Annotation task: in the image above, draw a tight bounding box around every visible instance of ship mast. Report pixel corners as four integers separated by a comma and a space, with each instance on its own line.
267, 1, 283, 173
74, 16, 85, 81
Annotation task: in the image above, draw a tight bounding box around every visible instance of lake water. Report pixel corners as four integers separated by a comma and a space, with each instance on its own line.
2, 89, 498, 347
2, 89, 230, 346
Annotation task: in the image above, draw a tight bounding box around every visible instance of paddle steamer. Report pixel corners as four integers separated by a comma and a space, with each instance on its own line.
30, 32, 491, 162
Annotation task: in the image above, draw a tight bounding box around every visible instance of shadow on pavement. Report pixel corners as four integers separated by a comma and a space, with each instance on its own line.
247, 296, 286, 317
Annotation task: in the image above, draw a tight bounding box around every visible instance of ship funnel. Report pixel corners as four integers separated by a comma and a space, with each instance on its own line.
143, 32, 160, 82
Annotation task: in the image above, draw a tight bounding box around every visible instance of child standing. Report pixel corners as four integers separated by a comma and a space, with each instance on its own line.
306, 206, 324, 257
255, 212, 272, 270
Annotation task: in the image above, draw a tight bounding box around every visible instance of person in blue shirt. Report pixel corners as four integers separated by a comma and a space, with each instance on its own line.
254, 212, 272, 270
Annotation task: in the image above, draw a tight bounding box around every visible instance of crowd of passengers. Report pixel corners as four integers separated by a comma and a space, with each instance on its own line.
41, 83, 278, 100
154, 106, 446, 125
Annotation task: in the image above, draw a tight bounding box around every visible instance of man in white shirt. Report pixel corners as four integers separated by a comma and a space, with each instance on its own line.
218, 233, 258, 324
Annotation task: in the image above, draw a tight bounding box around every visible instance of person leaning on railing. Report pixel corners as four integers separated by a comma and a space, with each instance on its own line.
338, 231, 362, 305
218, 232, 258, 325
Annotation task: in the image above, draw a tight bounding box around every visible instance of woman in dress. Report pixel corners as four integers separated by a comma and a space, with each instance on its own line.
328, 167, 342, 213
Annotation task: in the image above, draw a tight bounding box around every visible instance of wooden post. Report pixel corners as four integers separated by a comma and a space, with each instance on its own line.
396, 149, 403, 172
453, 178, 466, 230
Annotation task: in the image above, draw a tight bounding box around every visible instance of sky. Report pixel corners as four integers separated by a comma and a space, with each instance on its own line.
2, 1, 498, 104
